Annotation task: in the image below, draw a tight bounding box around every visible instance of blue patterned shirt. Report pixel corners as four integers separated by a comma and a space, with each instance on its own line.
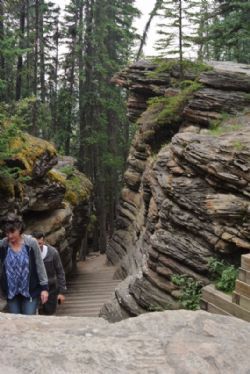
5, 245, 30, 299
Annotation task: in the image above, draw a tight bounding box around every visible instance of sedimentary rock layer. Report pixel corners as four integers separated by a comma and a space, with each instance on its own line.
104, 60, 250, 320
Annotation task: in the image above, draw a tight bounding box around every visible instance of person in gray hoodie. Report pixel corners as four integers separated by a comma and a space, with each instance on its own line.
33, 231, 67, 315
0, 215, 49, 315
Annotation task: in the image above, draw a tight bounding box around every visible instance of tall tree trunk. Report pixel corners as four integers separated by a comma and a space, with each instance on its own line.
39, 0, 45, 103
16, 1, 26, 101
79, 0, 94, 173
96, 180, 107, 253
64, 9, 77, 155
31, 0, 39, 135
0, 0, 5, 100
51, 18, 59, 135
179, 0, 183, 79
26, 0, 31, 96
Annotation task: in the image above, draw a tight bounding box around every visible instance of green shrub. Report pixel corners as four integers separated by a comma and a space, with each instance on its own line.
171, 274, 202, 310
208, 258, 238, 293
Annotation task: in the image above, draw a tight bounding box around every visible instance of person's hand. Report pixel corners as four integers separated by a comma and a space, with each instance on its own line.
41, 290, 48, 304
57, 294, 65, 304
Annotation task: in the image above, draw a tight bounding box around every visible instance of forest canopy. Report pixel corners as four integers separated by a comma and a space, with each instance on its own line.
0, 0, 249, 250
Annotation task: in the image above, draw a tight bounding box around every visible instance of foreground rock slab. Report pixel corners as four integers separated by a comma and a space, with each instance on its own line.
0, 310, 249, 374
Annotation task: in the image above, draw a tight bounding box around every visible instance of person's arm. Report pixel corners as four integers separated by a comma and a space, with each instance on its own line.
53, 250, 67, 294
53, 249, 66, 304
29, 237, 49, 303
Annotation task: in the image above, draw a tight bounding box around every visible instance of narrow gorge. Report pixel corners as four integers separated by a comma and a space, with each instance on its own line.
0, 59, 250, 374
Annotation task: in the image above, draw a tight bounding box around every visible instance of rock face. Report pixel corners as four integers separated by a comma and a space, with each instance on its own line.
104, 60, 250, 320
0, 132, 92, 274
0, 310, 249, 373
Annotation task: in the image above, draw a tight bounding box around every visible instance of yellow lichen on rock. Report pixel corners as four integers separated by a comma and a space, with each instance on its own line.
9, 133, 56, 175
64, 171, 93, 206
48, 169, 67, 186
48, 169, 93, 206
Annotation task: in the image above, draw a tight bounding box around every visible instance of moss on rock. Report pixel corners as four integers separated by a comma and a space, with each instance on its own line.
147, 59, 212, 81
9, 133, 56, 176
48, 169, 93, 206
148, 81, 202, 126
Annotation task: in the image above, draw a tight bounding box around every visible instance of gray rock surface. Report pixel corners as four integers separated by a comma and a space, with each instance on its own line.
0, 310, 249, 374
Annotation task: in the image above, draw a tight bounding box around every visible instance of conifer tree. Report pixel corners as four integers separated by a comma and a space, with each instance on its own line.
155, 0, 190, 76
208, 0, 250, 63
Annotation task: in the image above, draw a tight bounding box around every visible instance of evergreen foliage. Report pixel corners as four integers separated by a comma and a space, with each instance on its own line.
0, 0, 139, 252
207, 0, 250, 63
0, 0, 249, 251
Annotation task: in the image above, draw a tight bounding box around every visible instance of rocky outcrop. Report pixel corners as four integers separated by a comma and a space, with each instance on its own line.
0, 130, 92, 273
0, 310, 249, 373
104, 60, 250, 320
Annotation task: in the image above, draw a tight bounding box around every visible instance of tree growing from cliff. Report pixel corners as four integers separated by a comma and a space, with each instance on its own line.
155, 0, 202, 76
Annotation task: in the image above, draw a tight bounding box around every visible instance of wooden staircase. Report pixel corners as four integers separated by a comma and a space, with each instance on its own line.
56, 253, 120, 317
201, 253, 250, 322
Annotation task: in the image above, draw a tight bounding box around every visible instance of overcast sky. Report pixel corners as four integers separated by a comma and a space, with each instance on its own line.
53, 0, 158, 56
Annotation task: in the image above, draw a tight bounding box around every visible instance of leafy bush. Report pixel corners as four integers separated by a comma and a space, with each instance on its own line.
208, 258, 238, 293
171, 274, 202, 310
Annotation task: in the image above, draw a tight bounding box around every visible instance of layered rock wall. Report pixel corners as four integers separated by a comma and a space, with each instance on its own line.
103, 60, 250, 321
0, 131, 92, 273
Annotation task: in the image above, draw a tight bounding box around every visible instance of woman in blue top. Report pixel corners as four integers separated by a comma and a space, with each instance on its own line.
0, 215, 49, 315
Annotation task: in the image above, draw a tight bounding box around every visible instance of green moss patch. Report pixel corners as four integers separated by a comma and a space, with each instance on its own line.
49, 168, 92, 206
148, 81, 202, 126
148, 59, 212, 80
9, 133, 56, 176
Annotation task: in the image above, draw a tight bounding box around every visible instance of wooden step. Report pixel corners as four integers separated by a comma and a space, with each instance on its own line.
238, 268, 250, 285
241, 254, 250, 271
202, 284, 250, 322
232, 292, 250, 310
56, 254, 120, 318
235, 280, 250, 299
201, 299, 232, 316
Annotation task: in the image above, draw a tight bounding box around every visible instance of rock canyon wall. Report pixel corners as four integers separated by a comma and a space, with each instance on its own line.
0, 131, 92, 273
102, 60, 250, 321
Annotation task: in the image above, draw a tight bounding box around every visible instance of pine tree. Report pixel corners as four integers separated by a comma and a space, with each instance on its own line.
208, 0, 250, 63
155, 0, 190, 76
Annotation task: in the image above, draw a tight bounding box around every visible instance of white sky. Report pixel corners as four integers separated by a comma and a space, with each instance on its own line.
134, 0, 158, 56
53, 0, 157, 56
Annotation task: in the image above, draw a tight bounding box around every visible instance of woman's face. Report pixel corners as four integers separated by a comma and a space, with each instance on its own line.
6, 229, 22, 245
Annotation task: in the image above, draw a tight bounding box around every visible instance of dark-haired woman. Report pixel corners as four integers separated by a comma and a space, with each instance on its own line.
0, 216, 48, 315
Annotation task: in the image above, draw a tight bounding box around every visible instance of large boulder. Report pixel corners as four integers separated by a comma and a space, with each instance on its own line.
0, 310, 249, 373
